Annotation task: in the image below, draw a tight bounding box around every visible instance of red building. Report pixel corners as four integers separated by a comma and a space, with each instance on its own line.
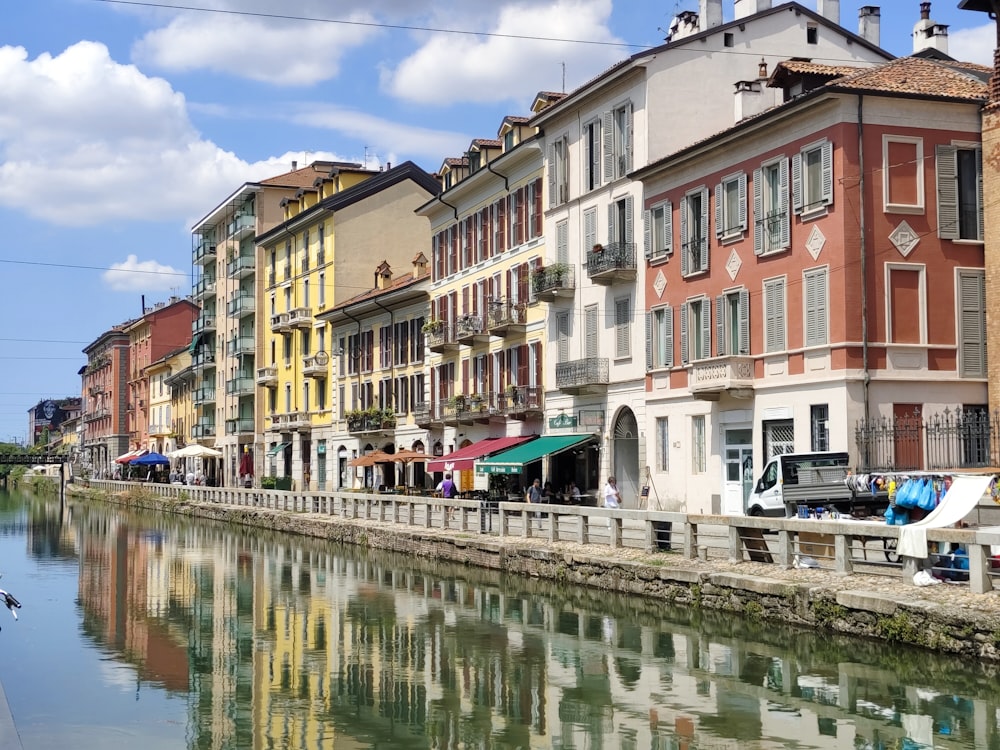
632, 55, 988, 514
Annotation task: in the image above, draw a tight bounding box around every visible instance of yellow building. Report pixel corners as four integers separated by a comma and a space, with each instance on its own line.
318, 257, 430, 490
145, 346, 190, 455
256, 161, 440, 489
163, 349, 195, 454
414, 113, 549, 491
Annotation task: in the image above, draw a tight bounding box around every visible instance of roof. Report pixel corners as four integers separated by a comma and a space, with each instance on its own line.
773, 60, 860, 77
323, 270, 429, 314
471, 138, 501, 148
426, 435, 535, 473
258, 161, 365, 188
443, 156, 469, 168
474, 434, 596, 474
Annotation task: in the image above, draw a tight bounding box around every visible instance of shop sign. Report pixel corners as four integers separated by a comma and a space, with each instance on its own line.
548, 413, 578, 429
578, 409, 605, 429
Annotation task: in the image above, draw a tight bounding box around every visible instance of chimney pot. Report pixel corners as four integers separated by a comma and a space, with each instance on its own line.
858, 6, 880, 47
292, 160, 298, 170
920, 2, 931, 20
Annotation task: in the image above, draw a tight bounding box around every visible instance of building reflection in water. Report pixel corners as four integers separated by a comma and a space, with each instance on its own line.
62, 501, 999, 750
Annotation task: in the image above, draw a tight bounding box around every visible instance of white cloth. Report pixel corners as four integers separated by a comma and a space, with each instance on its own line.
897, 475, 993, 558
603, 482, 620, 509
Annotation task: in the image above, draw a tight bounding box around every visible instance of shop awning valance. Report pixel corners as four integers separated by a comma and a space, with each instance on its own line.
474, 434, 595, 475
426, 435, 534, 473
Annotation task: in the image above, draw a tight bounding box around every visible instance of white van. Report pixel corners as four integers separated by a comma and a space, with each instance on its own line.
745, 452, 851, 517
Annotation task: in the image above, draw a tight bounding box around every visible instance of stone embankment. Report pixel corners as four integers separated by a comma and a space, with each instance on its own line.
72, 484, 1000, 662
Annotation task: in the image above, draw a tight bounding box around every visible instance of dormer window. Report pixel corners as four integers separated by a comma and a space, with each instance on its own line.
469, 150, 481, 173
504, 130, 515, 151
444, 171, 453, 189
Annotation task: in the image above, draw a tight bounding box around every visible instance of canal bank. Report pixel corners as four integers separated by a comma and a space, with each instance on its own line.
71, 484, 1000, 663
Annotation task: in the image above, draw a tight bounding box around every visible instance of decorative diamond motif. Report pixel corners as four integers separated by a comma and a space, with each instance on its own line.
652, 269, 667, 299
805, 226, 826, 260
889, 220, 920, 257
725, 249, 742, 281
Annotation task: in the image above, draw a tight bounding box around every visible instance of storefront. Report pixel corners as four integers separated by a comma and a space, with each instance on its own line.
474, 434, 600, 501
426, 435, 535, 492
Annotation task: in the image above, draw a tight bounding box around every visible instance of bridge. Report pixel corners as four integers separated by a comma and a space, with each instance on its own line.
0, 453, 70, 504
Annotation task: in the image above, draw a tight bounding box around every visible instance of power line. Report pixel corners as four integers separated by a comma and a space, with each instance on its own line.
0, 258, 189, 278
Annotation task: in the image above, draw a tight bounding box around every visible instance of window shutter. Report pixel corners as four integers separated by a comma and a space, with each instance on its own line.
679, 195, 689, 276
602, 111, 614, 184
699, 186, 710, 272
765, 279, 786, 352
738, 172, 748, 231
791, 151, 803, 214
821, 141, 833, 206
615, 298, 630, 358
607, 203, 617, 248
591, 121, 602, 186
557, 312, 570, 363
624, 103, 634, 173
738, 288, 750, 355
534, 177, 543, 236
644, 209, 653, 260
645, 312, 653, 371
701, 299, 712, 360
716, 295, 726, 356
584, 208, 597, 251
804, 269, 828, 347
714, 183, 723, 238
958, 269, 986, 377
778, 159, 791, 249
624, 195, 634, 245
976, 147, 985, 241
663, 201, 673, 255
548, 144, 557, 208
585, 305, 599, 359
557, 220, 569, 265
753, 168, 763, 255
936, 144, 959, 240
680, 302, 689, 365
664, 307, 674, 367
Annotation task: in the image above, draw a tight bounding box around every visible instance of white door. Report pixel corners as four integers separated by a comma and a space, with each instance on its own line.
722, 427, 752, 515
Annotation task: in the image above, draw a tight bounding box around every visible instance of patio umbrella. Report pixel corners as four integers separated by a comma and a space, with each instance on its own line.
392, 449, 429, 464
115, 449, 147, 464
348, 450, 392, 467
169, 444, 223, 458
131, 451, 170, 466
239, 449, 253, 477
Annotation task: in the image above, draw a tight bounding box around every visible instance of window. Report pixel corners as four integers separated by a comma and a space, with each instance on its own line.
763, 278, 786, 353
656, 418, 669, 472
318, 273, 325, 307
603, 101, 632, 182
764, 419, 794, 458
585, 304, 599, 359
284, 383, 292, 413
724, 32, 734, 47
303, 380, 311, 412
303, 279, 310, 308
556, 312, 570, 363
692, 415, 706, 474
715, 173, 747, 240
503, 130, 514, 151
806, 24, 818, 44
646, 306, 674, 370
810, 405, 829, 452
585, 119, 602, 191
937, 144, 983, 241
792, 140, 833, 216
715, 289, 749, 356
549, 136, 569, 207
887, 265, 924, 344
644, 200, 672, 261
583, 207, 598, 251
883, 136, 923, 213
614, 297, 631, 359
958, 268, 986, 377
282, 333, 291, 367
803, 267, 828, 347
469, 150, 481, 173
753, 158, 790, 255
680, 297, 710, 364
681, 187, 709, 276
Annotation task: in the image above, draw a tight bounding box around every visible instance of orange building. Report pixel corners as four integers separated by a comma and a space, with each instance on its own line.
81, 325, 131, 475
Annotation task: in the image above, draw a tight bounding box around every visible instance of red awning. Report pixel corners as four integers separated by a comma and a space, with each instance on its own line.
427, 436, 535, 473
115, 448, 147, 464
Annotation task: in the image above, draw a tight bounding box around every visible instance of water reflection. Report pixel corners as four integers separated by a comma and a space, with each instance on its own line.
17, 496, 1000, 749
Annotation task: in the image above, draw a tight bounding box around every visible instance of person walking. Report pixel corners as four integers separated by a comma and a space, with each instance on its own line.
440, 473, 457, 520
603, 476, 622, 531
525, 478, 543, 530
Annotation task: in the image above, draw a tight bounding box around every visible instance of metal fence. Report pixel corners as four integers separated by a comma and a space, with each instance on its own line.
855, 407, 997, 471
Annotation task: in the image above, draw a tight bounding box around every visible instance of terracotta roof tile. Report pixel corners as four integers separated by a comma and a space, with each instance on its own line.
258, 161, 366, 188
829, 56, 988, 100
472, 138, 502, 148
503, 115, 530, 124
444, 156, 469, 167
774, 60, 861, 77
330, 271, 429, 310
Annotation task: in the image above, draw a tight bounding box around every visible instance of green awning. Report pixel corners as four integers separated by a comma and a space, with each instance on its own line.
475, 434, 595, 475
268, 442, 290, 456
188, 332, 203, 354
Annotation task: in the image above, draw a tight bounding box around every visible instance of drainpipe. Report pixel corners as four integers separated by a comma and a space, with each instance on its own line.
341, 308, 364, 410
858, 94, 871, 462
486, 160, 509, 191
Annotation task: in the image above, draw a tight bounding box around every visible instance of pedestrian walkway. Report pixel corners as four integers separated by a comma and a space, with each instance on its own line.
0, 678, 23, 749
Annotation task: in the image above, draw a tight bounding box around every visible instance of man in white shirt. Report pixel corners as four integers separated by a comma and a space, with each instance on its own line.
603, 476, 621, 532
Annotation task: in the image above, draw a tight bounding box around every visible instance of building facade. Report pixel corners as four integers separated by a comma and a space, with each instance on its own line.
81, 326, 131, 475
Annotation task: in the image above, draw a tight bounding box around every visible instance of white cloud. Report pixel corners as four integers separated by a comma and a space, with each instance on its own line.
948, 23, 996, 67
0, 42, 349, 227
103, 254, 186, 293
382, 0, 624, 105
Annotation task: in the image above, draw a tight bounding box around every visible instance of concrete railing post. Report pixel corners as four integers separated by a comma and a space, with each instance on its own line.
970, 543, 992, 594
728, 526, 743, 562
835, 534, 853, 575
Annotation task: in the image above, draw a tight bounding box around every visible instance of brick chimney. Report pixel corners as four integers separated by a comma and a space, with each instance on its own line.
374, 261, 392, 290
912, 2, 948, 55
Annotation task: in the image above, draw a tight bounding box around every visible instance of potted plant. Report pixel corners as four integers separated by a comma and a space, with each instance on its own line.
260, 476, 277, 490
422, 318, 443, 334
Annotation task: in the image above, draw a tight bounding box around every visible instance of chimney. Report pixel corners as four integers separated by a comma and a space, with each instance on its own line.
858, 6, 880, 47
816, 0, 839, 25
374, 261, 392, 290
734, 0, 772, 21
912, 2, 949, 55
699, 0, 722, 30
734, 80, 770, 123
291, 160, 298, 170
412, 252, 428, 279
666, 11, 700, 42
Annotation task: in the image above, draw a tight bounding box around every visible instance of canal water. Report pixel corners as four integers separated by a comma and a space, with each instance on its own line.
0, 488, 998, 750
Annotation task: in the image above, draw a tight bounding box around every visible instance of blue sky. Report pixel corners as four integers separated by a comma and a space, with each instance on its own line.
0, 0, 991, 443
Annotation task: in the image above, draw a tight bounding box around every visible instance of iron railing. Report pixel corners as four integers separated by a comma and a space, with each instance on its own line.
586, 241, 636, 277
855, 407, 998, 471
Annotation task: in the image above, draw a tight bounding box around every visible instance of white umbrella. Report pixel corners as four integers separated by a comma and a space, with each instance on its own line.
169, 444, 223, 458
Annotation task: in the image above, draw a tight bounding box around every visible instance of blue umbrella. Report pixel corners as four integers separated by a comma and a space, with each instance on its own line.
131, 451, 170, 466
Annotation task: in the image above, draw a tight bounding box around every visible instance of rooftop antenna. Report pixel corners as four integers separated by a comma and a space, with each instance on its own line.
561, 62, 566, 93
364, 146, 369, 169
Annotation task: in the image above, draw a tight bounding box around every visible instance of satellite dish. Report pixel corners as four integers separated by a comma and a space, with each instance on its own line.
314, 350, 329, 366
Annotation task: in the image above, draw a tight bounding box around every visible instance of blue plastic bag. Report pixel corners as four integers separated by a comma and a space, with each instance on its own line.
917, 478, 936, 511
895, 479, 918, 509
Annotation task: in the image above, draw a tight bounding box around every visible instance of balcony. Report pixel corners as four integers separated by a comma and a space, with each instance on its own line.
256, 366, 278, 387
193, 278, 217, 301
267, 269, 276, 288
192, 419, 216, 438
193, 387, 216, 405
413, 402, 434, 429
193, 315, 216, 334
497, 385, 543, 419
192, 351, 216, 370
587, 242, 637, 285
227, 294, 256, 319
148, 423, 170, 437
227, 254, 255, 279
87, 385, 103, 397
227, 335, 255, 358
346, 410, 396, 434
227, 213, 255, 240
486, 299, 526, 337
270, 312, 291, 333
532, 263, 575, 301
287, 307, 313, 329
271, 411, 311, 431
555, 357, 609, 395
226, 376, 255, 397
226, 417, 255, 435
83, 407, 109, 423
302, 353, 328, 378
455, 314, 489, 345
688, 356, 755, 401
193, 241, 217, 265
425, 323, 460, 353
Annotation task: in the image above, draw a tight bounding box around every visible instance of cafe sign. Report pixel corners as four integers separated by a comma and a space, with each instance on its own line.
548, 413, 578, 429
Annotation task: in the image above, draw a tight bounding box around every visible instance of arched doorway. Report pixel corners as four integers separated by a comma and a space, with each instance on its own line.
412, 440, 426, 489
381, 443, 396, 489
612, 407, 640, 509
337, 446, 347, 489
